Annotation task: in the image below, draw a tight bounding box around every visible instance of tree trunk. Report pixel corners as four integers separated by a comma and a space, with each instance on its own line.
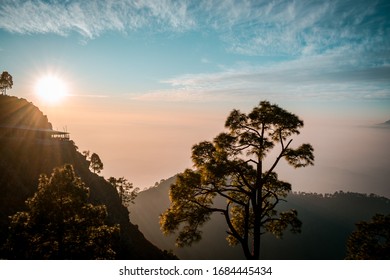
252, 158, 263, 259
252, 193, 261, 259
240, 240, 253, 259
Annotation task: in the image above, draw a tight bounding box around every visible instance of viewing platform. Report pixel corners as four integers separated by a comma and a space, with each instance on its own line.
0, 125, 70, 142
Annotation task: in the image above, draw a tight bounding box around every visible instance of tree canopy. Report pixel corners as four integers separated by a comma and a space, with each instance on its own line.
90, 152, 104, 174
0, 71, 13, 95
108, 176, 139, 207
5, 164, 119, 259
346, 213, 390, 259
160, 101, 314, 259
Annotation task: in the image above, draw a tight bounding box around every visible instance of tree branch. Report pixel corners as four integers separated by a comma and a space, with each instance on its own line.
264, 139, 292, 182
240, 124, 262, 138
235, 168, 255, 191
216, 190, 247, 206
186, 197, 225, 214
223, 201, 244, 244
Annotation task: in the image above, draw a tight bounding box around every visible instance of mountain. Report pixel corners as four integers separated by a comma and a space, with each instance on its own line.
0, 95, 170, 259
129, 177, 390, 259
377, 119, 390, 127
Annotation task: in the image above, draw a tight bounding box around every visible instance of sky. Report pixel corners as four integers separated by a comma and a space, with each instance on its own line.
1, 0, 389, 195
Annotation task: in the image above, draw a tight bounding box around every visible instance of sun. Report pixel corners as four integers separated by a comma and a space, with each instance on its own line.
35, 75, 68, 104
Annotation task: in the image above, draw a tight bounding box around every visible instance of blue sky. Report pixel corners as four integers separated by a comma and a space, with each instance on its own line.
1, 0, 389, 190
1, 0, 389, 108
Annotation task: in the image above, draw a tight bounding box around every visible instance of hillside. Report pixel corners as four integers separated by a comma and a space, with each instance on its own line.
129, 177, 390, 259
0, 95, 52, 129
0, 95, 169, 259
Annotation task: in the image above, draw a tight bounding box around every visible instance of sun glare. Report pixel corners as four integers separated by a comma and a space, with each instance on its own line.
35, 75, 68, 104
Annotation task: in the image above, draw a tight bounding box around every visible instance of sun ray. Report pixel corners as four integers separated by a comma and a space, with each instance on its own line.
35, 75, 68, 104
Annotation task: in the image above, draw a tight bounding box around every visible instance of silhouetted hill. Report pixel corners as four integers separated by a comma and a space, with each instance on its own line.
0, 95, 169, 259
0, 95, 52, 129
129, 177, 390, 259
377, 119, 390, 127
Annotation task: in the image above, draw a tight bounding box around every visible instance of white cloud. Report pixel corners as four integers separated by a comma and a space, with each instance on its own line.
219, 0, 387, 56
0, 0, 195, 39
201, 58, 210, 64
1, 0, 386, 53
0, 0, 387, 69
67, 94, 109, 99
1, 0, 388, 104
136, 0, 195, 30
150, 46, 390, 102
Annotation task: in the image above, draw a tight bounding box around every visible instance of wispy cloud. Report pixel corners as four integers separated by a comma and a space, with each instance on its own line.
145, 45, 390, 102
0, 0, 195, 39
1, 0, 388, 56
2, 0, 388, 103
67, 94, 109, 99
217, 0, 388, 56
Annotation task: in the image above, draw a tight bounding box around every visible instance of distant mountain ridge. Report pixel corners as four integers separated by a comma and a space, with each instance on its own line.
0, 95, 169, 259
129, 176, 390, 260
377, 119, 390, 126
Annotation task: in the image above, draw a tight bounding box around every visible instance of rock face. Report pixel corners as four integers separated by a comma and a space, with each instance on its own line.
0, 95, 169, 259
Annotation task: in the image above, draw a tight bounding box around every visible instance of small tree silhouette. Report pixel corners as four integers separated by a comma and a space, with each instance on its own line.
0, 71, 13, 95
108, 177, 139, 207
90, 153, 103, 173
